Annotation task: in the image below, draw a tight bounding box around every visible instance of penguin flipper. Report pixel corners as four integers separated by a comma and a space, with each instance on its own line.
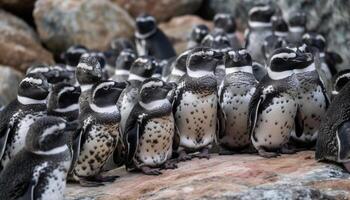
172, 123, 180, 152
69, 124, 85, 174
217, 102, 226, 140
249, 84, 265, 142
294, 106, 304, 138
336, 121, 350, 162
125, 119, 140, 168
318, 77, 331, 108
0, 126, 10, 160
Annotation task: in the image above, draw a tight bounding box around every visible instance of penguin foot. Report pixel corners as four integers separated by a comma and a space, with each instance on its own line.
218, 148, 236, 155
258, 148, 279, 158
79, 178, 105, 187
163, 160, 178, 169
193, 148, 210, 159
141, 166, 162, 175
177, 151, 192, 162
94, 175, 119, 182
280, 145, 296, 154
240, 145, 258, 154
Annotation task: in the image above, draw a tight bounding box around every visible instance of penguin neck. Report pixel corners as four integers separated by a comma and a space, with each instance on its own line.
80, 84, 93, 92
89, 103, 118, 114
274, 31, 288, 37
135, 27, 157, 39
267, 67, 294, 80
114, 69, 130, 76
32, 144, 69, 156
248, 21, 272, 29
289, 26, 305, 33
171, 67, 185, 77
17, 95, 46, 105
187, 67, 214, 78
293, 62, 316, 74
128, 73, 147, 82
139, 98, 170, 111
226, 65, 253, 74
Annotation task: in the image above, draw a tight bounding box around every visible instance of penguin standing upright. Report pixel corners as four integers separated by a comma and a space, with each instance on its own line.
72, 81, 125, 186
0, 116, 76, 200
218, 49, 258, 154
316, 82, 350, 172
0, 73, 49, 171
187, 24, 210, 49
245, 5, 275, 64
135, 14, 176, 60
249, 48, 310, 157
332, 69, 350, 97
173, 47, 222, 160
27, 63, 74, 85
47, 82, 81, 122
167, 50, 191, 83
111, 49, 137, 82
124, 78, 177, 175
287, 12, 307, 45
213, 13, 241, 50
64, 44, 89, 71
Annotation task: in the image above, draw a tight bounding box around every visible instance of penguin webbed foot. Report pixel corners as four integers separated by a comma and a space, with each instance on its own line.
79, 175, 119, 187
141, 166, 162, 175
257, 148, 279, 158
193, 148, 210, 159
177, 150, 192, 162
162, 159, 178, 169
218, 146, 236, 155
280, 144, 296, 154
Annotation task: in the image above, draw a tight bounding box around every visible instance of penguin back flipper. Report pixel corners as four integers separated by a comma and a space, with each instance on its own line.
337, 121, 350, 161
294, 106, 304, 138
125, 123, 140, 169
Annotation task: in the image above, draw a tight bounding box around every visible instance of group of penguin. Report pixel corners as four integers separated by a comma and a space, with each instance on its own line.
0, 3, 350, 199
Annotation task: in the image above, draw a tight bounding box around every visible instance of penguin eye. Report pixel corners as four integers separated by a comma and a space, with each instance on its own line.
103, 86, 109, 90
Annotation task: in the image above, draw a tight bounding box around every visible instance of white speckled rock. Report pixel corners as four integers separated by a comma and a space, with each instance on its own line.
33, 0, 135, 55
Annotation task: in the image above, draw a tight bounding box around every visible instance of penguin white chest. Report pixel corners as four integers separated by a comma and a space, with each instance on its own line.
136, 115, 174, 167
39, 164, 70, 200
175, 91, 217, 150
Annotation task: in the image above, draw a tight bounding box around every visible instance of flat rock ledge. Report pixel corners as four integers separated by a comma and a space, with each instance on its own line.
65, 151, 350, 200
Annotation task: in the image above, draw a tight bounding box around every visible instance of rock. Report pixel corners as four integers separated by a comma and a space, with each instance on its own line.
0, 0, 36, 25
0, 65, 23, 106
0, 9, 54, 72
112, 0, 203, 22
33, 0, 135, 55
199, 0, 350, 70
158, 15, 213, 54
65, 151, 350, 199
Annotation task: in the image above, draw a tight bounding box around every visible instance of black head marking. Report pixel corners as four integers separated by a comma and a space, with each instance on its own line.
76, 56, 103, 85
136, 13, 157, 35
81, 51, 106, 68
173, 50, 191, 72
129, 56, 157, 79
302, 32, 326, 52
271, 16, 289, 33
201, 29, 231, 50
187, 47, 223, 73
263, 35, 285, 60
288, 12, 307, 28
18, 73, 49, 101
213, 13, 236, 33
190, 24, 209, 43
139, 78, 174, 104
91, 81, 126, 108
64, 44, 88, 67
48, 82, 81, 112
269, 47, 313, 72
225, 49, 252, 68
116, 49, 137, 71
248, 4, 275, 23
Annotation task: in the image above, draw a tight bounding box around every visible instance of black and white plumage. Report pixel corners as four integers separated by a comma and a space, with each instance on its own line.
187, 24, 210, 49
47, 82, 81, 122
0, 116, 76, 200
173, 47, 222, 160
218, 49, 258, 153
167, 50, 190, 83
63, 44, 89, 71
124, 78, 177, 175
316, 82, 350, 172
249, 48, 310, 157
287, 12, 307, 45
0, 73, 49, 172
135, 14, 176, 60
332, 69, 350, 97
213, 13, 241, 50
72, 80, 126, 186
111, 49, 137, 82
27, 63, 75, 85
81, 51, 109, 80
245, 5, 275, 64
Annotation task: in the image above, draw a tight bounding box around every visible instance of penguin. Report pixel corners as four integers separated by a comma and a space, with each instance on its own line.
332, 69, 350, 97
47, 82, 81, 122
167, 50, 191, 83
0, 116, 76, 200
213, 13, 241, 50
252, 61, 268, 82
315, 82, 350, 172
111, 49, 137, 82
287, 12, 307, 45
64, 44, 89, 71
187, 24, 210, 50
135, 14, 176, 60
249, 48, 309, 157
290, 46, 329, 147
0, 73, 49, 172
245, 5, 275, 64
72, 81, 126, 186
124, 78, 177, 175
173, 47, 222, 160
81, 51, 109, 80
27, 63, 75, 85
218, 49, 258, 154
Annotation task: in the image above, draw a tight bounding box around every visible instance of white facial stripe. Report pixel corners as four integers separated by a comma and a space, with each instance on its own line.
54, 103, 79, 113
270, 52, 296, 61
226, 65, 253, 74
214, 35, 229, 42
58, 87, 75, 97
68, 47, 86, 54
228, 51, 237, 57
114, 69, 130, 75
93, 82, 114, 98
191, 50, 214, 57
40, 123, 66, 143
136, 16, 155, 22
203, 34, 214, 41
77, 63, 93, 71
238, 49, 248, 55
17, 95, 46, 105
316, 35, 326, 42
141, 81, 163, 92
139, 98, 170, 110
248, 21, 272, 28
120, 51, 135, 58
319, 53, 325, 58
293, 62, 316, 74
171, 67, 185, 77
22, 77, 43, 85
33, 145, 69, 155
336, 73, 350, 85
128, 73, 146, 81
194, 27, 207, 34
303, 33, 310, 39
187, 68, 214, 78
90, 104, 118, 114
289, 26, 305, 32
249, 6, 271, 15
29, 67, 49, 73
275, 31, 288, 37
214, 14, 230, 20
80, 84, 93, 92
267, 67, 294, 80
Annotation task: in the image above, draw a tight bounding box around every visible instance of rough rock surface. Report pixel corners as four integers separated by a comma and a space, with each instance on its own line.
159, 15, 213, 54
65, 151, 350, 200
112, 0, 203, 22
199, 0, 350, 70
0, 9, 54, 72
33, 0, 135, 55
0, 0, 36, 25
0, 65, 23, 106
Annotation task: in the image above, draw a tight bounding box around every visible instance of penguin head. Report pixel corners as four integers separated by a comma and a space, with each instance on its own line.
271, 16, 289, 35
48, 82, 81, 114
139, 78, 174, 107
173, 50, 191, 74
25, 116, 77, 155
225, 49, 253, 69
302, 32, 326, 52
190, 24, 209, 44
64, 44, 88, 67
128, 56, 157, 81
333, 69, 350, 93
18, 73, 49, 103
262, 35, 285, 60
213, 13, 236, 33
288, 12, 307, 29
187, 47, 223, 77
248, 4, 275, 25
136, 14, 157, 35
110, 37, 135, 55
201, 29, 231, 50
76, 56, 103, 87
91, 81, 126, 110
48, 64, 75, 84
116, 49, 137, 71
81, 51, 106, 69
